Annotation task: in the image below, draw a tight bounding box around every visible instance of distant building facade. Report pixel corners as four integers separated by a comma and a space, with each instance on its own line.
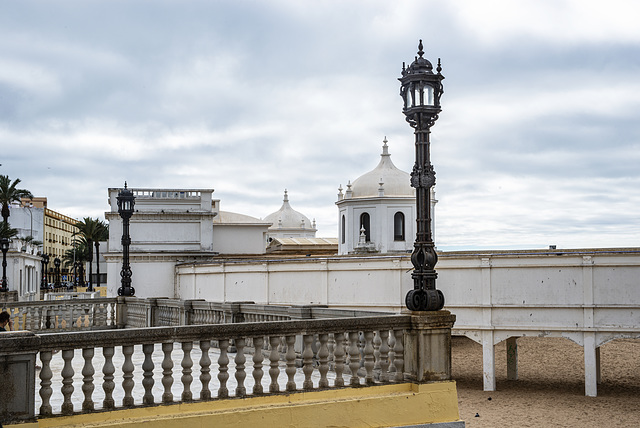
105, 188, 270, 298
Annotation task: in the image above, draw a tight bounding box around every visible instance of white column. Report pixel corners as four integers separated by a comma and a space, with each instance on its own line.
584, 332, 598, 397
480, 257, 495, 390
506, 336, 518, 380
482, 330, 496, 391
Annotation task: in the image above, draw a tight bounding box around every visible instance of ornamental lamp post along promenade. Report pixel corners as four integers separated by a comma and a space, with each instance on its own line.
54, 257, 61, 288
117, 182, 135, 297
1, 237, 9, 292
399, 40, 445, 311
40, 253, 49, 289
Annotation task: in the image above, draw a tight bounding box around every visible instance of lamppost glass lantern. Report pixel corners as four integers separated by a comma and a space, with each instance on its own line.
1, 237, 9, 292
399, 40, 445, 312
117, 183, 135, 219
117, 182, 136, 296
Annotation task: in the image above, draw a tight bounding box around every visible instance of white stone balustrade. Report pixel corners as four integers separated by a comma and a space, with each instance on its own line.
1, 298, 116, 332
0, 311, 456, 423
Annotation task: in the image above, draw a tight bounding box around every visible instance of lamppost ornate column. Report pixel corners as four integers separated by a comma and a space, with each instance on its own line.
54, 257, 61, 288
399, 40, 445, 311
40, 253, 49, 289
1, 238, 9, 292
117, 182, 135, 297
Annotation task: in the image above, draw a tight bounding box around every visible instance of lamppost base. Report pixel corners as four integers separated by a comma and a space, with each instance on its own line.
406, 288, 445, 311
118, 286, 135, 297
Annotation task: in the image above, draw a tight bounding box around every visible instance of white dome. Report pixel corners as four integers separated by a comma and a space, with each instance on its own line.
264, 190, 315, 231
349, 138, 414, 198
214, 211, 265, 224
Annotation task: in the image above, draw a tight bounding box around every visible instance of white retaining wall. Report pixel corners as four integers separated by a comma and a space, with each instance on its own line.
175, 248, 640, 396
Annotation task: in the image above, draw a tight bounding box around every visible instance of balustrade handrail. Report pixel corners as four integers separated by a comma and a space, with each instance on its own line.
1, 297, 116, 309
1, 315, 412, 353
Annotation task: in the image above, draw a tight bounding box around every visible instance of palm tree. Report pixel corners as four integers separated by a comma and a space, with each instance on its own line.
0, 175, 33, 225
0, 222, 18, 239
74, 217, 108, 291
63, 237, 91, 286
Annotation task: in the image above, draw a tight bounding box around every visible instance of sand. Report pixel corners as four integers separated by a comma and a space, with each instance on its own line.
452, 336, 640, 427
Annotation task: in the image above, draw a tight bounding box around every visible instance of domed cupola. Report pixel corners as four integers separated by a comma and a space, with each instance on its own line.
336, 137, 436, 256
264, 190, 317, 239
348, 138, 414, 199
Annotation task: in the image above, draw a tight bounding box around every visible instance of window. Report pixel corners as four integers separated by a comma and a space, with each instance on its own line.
341, 215, 346, 244
359, 212, 371, 242
394, 212, 405, 241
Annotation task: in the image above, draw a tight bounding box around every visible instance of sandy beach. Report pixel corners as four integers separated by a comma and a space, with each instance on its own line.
452, 336, 640, 427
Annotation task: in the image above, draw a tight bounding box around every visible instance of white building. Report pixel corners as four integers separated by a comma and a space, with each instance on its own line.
105, 188, 270, 298
336, 138, 436, 254
264, 190, 317, 240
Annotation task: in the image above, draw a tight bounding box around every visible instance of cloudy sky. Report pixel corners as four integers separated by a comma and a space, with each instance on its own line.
1, 0, 639, 251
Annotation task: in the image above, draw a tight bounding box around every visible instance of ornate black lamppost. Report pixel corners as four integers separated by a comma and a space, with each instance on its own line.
54, 257, 61, 288
399, 40, 445, 311
117, 182, 135, 296
40, 253, 50, 289
78, 262, 85, 287
1, 238, 9, 292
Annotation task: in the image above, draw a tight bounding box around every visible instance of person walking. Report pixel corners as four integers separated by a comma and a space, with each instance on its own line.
0, 310, 12, 331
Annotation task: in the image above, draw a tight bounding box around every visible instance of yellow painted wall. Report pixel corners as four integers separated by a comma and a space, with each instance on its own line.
12, 382, 461, 428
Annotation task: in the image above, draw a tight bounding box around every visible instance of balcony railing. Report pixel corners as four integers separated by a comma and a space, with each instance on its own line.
1, 297, 455, 423
1, 298, 116, 332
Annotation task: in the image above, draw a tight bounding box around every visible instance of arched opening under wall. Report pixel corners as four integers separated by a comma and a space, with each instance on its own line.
394, 212, 405, 241
359, 212, 370, 242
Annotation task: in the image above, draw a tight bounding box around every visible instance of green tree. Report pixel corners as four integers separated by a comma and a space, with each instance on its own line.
63, 237, 92, 286
0, 221, 18, 239
74, 217, 109, 291
0, 175, 33, 225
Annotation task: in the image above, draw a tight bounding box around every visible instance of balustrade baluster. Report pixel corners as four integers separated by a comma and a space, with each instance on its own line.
348, 332, 360, 386
162, 342, 174, 403
285, 335, 297, 391
65, 304, 72, 329
333, 332, 345, 387
199, 340, 212, 400
318, 333, 329, 388
26, 307, 33, 330
142, 344, 155, 405
252, 337, 264, 395
39, 351, 53, 416
102, 346, 116, 409
388, 331, 397, 375
373, 331, 381, 372
218, 339, 229, 398
302, 334, 314, 390
268, 336, 281, 393
45, 306, 52, 329
181, 341, 194, 401
235, 338, 247, 397
393, 329, 404, 382
363, 331, 375, 385
61, 349, 75, 414
83, 304, 90, 327
81, 348, 95, 410
109, 303, 116, 326
379, 330, 390, 382
122, 345, 135, 407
